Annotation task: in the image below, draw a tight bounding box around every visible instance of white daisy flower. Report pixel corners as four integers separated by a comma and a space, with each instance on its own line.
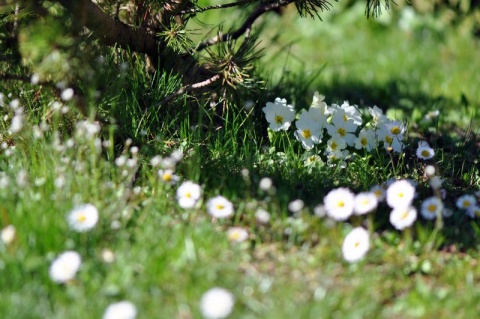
368, 105, 389, 126
420, 197, 443, 220
294, 110, 324, 150
342, 227, 370, 263
456, 194, 477, 210
206, 196, 234, 218
227, 227, 249, 243
61, 88, 74, 101
255, 208, 271, 224
390, 206, 417, 230
386, 180, 416, 209
176, 181, 202, 209
259, 177, 273, 191
370, 184, 386, 202
200, 287, 235, 319
158, 169, 180, 184
1, 225, 15, 245
324, 188, 355, 221
425, 165, 436, 177
67, 204, 99, 232
353, 192, 378, 215
262, 98, 295, 131
466, 206, 480, 218
326, 109, 358, 147
288, 199, 304, 213
429, 176, 443, 190
354, 128, 377, 152
49, 251, 82, 283
416, 141, 435, 160
103, 301, 137, 319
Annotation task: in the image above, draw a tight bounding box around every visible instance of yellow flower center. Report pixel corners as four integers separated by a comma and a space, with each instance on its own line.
343, 114, 348, 122
331, 142, 338, 150
228, 231, 241, 241
77, 214, 87, 223
216, 204, 225, 210
302, 130, 312, 139
398, 192, 404, 198
163, 173, 172, 181
428, 204, 436, 212
337, 201, 345, 208
337, 127, 346, 137
361, 137, 368, 146
400, 210, 409, 220
391, 126, 401, 135
275, 115, 284, 124
185, 192, 191, 198
354, 241, 360, 248
421, 150, 431, 157
385, 135, 393, 144
463, 201, 471, 208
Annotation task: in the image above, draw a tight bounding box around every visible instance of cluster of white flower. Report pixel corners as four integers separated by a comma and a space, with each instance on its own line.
263, 92, 407, 165
321, 176, 467, 262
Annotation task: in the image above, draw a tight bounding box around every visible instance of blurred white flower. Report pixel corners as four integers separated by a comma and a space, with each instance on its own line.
259, 177, 273, 191
10, 113, 24, 133
1, 225, 16, 245
324, 188, 355, 221
386, 180, 415, 209
288, 199, 304, 213
227, 227, 249, 243
49, 251, 82, 283
200, 287, 235, 319
342, 227, 370, 263
313, 204, 327, 217
262, 98, 295, 131
467, 206, 480, 218
370, 184, 386, 202
353, 192, 378, 215
420, 197, 443, 220
31, 74, 40, 85
255, 208, 270, 224
103, 301, 137, 319
390, 206, 417, 230
150, 155, 162, 167
176, 181, 202, 209
416, 141, 435, 160
207, 196, 234, 218
429, 176, 443, 190
67, 204, 99, 232
61, 88, 74, 101
425, 165, 436, 177
158, 169, 179, 185
456, 194, 477, 210
101, 249, 116, 264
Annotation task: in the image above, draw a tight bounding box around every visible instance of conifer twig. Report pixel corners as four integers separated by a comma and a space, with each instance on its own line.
195, 0, 293, 51
156, 74, 221, 106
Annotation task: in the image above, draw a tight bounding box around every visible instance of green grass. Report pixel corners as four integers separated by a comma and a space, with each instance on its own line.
1, 2, 480, 318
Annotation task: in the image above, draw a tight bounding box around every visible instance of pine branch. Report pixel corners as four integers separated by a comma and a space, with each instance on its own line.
196, 0, 294, 51
156, 74, 221, 106
179, 0, 254, 15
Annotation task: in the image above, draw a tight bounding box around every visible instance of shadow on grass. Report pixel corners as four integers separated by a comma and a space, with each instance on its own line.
199, 76, 480, 251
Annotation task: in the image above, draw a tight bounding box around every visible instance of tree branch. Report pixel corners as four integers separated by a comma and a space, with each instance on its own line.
179, 0, 254, 15
55, 0, 160, 57
156, 74, 221, 107
196, 0, 293, 51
